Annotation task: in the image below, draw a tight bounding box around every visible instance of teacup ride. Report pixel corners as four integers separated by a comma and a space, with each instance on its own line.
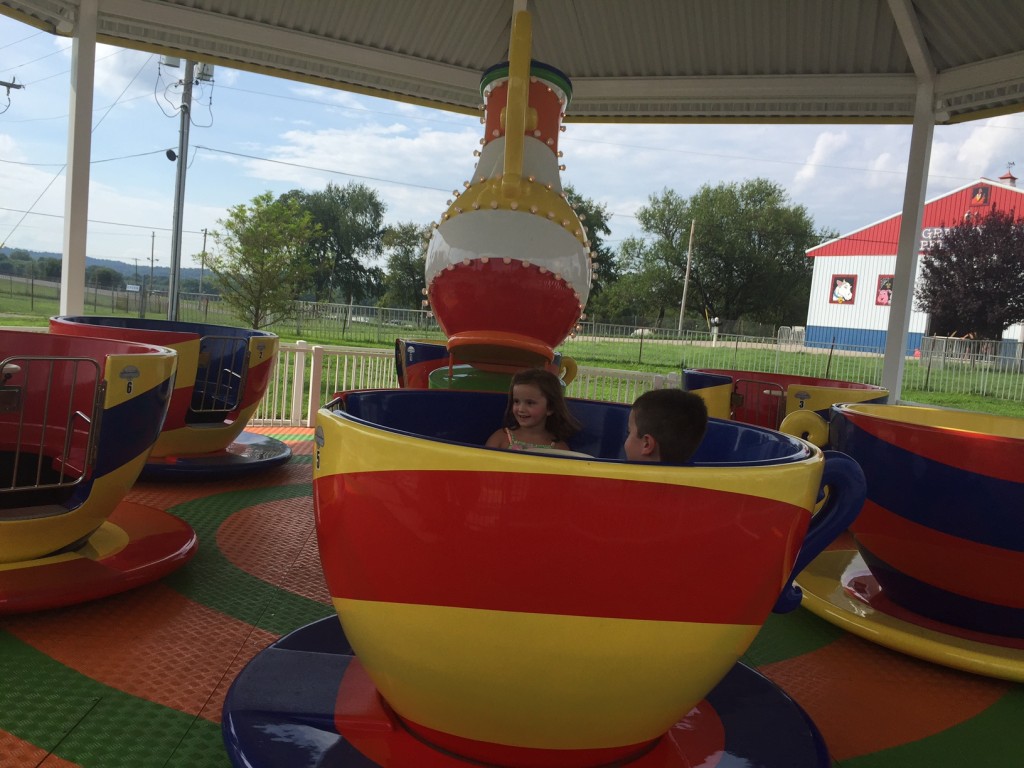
49, 316, 289, 478
797, 403, 1024, 682
223, 388, 866, 768
684, 368, 888, 448
0, 328, 196, 614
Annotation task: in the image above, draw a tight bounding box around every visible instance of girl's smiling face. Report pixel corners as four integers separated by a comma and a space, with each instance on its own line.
511, 383, 552, 429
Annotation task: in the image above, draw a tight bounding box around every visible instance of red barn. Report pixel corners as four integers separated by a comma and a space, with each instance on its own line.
804, 174, 1024, 352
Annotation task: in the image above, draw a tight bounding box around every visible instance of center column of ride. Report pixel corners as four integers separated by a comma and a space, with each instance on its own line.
424, 12, 593, 371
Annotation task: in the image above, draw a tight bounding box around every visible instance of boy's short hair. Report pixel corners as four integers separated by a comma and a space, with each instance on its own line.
631, 389, 708, 464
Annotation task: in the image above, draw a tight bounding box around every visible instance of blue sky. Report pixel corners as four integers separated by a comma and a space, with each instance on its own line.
3, 12, 1024, 275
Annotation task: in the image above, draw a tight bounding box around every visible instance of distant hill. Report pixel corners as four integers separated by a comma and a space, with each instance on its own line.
0, 247, 202, 280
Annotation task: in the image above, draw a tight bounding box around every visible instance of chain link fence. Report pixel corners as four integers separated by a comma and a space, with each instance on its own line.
7, 281, 1024, 404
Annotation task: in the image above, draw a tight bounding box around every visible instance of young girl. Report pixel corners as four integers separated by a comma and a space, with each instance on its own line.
485, 368, 581, 451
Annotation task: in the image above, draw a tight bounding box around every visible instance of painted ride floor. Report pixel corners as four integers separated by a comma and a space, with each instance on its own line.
2, 427, 1022, 767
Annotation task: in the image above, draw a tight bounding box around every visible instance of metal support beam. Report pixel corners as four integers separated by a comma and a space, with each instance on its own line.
168, 58, 195, 322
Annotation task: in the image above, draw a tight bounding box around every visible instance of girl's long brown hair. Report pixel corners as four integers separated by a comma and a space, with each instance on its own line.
501, 368, 581, 441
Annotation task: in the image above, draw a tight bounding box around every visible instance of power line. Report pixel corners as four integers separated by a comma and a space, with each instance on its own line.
0, 28, 45, 50
193, 145, 451, 192
0, 53, 155, 247
0, 205, 205, 234
0, 148, 171, 167
3, 43, 73, 72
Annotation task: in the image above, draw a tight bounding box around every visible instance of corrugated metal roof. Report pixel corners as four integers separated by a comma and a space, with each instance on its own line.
807, 179, 1024, 257
2, 0, 1024, 123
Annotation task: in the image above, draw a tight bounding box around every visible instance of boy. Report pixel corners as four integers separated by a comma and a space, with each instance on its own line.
624, 388, 708, 464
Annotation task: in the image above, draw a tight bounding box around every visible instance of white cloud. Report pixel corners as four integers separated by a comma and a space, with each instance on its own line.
8, 14, 1024, 267
928, 117, 1022, 191
794, 130, 850, 186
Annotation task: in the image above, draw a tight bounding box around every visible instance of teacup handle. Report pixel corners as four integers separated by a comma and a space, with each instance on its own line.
773, 450, 866, 613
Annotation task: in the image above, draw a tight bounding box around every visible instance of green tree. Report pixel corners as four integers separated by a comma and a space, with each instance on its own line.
86, 266, 124, 290
916, 207, 1024, 339
591, 236, 677, 325
5, 248, 33, 276
284, 181, 386, 303
631, 181, 825, 328
3, 250, 37, 278
35, 257, 62, 280
564, 185, 617, 296
207, 191, 315, 329
379, 222, 428, 309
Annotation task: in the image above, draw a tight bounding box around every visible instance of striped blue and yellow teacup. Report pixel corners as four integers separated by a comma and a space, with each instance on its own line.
832, 402, 1024, 638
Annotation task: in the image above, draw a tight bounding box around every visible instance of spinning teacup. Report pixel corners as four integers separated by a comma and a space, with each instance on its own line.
1, 329, 175, 563
50, 316, 277, 458
831, 403, 1024, 638
313, 389, 864, 767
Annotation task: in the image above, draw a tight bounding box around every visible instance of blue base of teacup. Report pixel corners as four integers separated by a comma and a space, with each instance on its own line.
140, 432, 291, 479
858, 545, 1024, 639
222, 615, 831, 768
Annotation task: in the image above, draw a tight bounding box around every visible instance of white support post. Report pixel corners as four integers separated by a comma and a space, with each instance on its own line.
290, 340, 307, 426
881, 81, 935, 401
307, 346, 325, 429
60, 0, 98, 316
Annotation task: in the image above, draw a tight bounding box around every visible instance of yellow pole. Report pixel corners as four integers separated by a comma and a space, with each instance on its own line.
501, 10, 531, 200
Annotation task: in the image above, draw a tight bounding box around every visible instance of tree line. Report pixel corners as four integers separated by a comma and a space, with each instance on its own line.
205, 177, 838, 331
208, 177, 1024, 340
7, 176, 1021, 340
0, 249, 130, 291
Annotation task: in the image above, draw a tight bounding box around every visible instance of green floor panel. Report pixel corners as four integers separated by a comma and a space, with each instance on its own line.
839, 687, 1024, 767
0, 631, 104, 749
163, 483, 330, 635
0, 631, 225, 767
742, 605, 845, 667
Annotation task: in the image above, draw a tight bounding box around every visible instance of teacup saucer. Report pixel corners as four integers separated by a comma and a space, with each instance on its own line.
222, 615, 830, 768
141, 431, 291, 479
0, 502, 197, 614
797, 549, 1024, 682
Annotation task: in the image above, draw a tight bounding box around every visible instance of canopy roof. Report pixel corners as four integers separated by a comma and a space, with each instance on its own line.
3, 0, 1023, 402
3, 0, 1024, 123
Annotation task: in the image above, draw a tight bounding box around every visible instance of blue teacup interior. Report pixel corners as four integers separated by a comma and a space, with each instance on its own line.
334, 389, 812, 465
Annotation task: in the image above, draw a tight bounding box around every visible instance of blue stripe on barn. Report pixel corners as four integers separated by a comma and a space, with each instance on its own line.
805, 326, 922, 355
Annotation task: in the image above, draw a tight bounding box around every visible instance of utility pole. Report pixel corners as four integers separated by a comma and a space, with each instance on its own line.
1, 76, 24, 110
199, 227, 207, 294
168, 59, 195, 322
133, 257, 140, 316
141, 231, 155, 318
677, 219, 696, 334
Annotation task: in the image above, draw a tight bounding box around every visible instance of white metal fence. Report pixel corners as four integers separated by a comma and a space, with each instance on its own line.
249, 333, 1024, 427
249, 342, 679, 426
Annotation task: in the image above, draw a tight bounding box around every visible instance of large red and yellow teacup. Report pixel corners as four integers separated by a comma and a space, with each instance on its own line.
49, 316, 277, 458
685, 368, 887, 446
313, 389, 864, 766
1, 329, 176, 562
831, 402, 1024, 638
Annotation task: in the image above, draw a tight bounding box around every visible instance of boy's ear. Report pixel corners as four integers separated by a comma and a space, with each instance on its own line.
640, 434, 657, 456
